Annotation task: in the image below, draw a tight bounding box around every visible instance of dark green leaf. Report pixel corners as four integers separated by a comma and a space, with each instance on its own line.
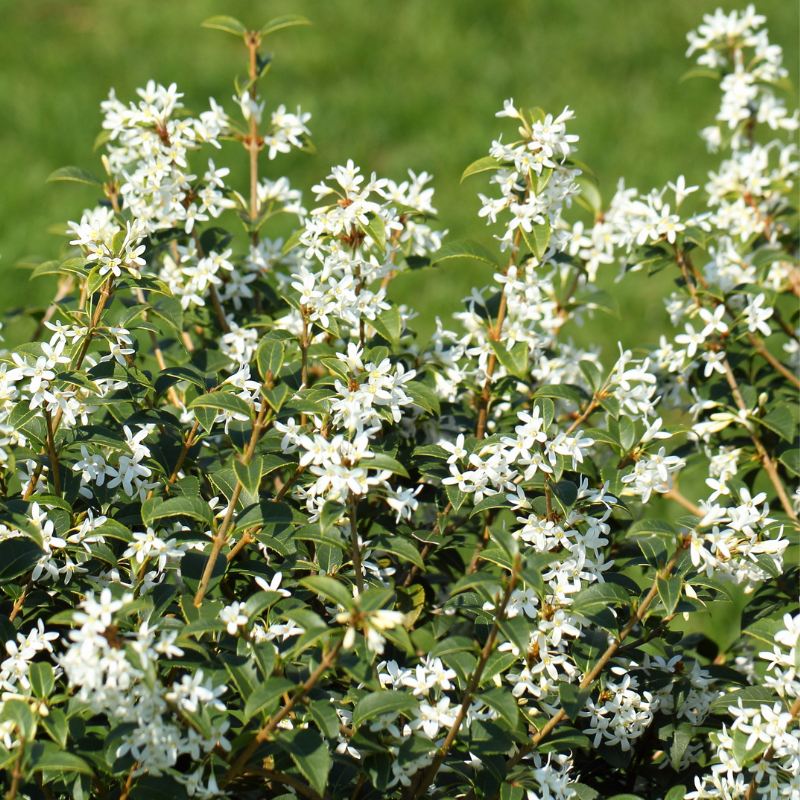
0, 538, 45, 584
244, 677, 294, 721
353, 691, 418, 727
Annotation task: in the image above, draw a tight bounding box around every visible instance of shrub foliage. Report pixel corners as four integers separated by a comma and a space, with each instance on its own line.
0, 7, 798, 800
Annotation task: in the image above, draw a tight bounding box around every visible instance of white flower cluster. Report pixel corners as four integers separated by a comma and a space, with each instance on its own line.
102, 81, 233, 233
687, 614, 800, 800
686, 6, 798, 151
56, 589, 229, 794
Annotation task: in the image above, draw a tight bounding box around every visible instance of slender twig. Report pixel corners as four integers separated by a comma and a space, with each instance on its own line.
243, 768, 323, 800
119, 763, 138, 800
504, 539, 688, 772
476, 229, 522, 439
8, 578, 33, 623
223, 637, 343, 788
349, 495, 365, 594
193, 400, 272, 606
24, 276, 115, 499
721, 357, 797, 520
44, 409, 61, 496
5, 739, 24, 800
169, 420, 200, 484
663, 487, 703, 517
411, 557, 521, 799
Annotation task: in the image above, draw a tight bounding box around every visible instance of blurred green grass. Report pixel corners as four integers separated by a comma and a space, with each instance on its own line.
0, 0, 797, 359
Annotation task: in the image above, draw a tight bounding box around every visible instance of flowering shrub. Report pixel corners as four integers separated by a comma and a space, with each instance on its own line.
0, 7, 798, 800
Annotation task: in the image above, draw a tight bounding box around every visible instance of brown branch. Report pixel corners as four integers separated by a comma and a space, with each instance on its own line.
349, 495, 365, 594
24, 276, 115, 499
243, 768, 323, 800
44, 409, 61, 496
663, 487, 703, 517
169, 420, 200, 484
193, 399, 272, 606
721, 357, 797, 521
476, 229, 522, 439
504, 538, 688, 772
223, 637, 343, 788
411, 557, 521, 799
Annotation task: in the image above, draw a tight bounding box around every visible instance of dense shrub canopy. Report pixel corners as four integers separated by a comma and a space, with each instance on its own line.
0, 7, 798, 800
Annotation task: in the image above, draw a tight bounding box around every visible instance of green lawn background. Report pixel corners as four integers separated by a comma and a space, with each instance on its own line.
0, 0, 797, 647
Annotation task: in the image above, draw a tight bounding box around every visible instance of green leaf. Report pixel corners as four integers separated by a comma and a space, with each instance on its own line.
300, 575, 354, 610
234, 457, 263, 496
628, 518, 679, 537
244, 677, 294, 721
47, 165, 103, 186
371, 534, 425, 569
406, 381, 441, 416
670, 721, 694, 771
275, 728, 331, 795
572, 582, 631, 614
430, 239, 499, 269
364, 452, 409, 478
31, 744, 95, 775
257, 339, 285, 382
309, 699, 341, 738
180, 551, 226, 597
372, 304, 403, 347
262, 383, 290, 412
470, 495, 511, 518
143, 496, 213, 526
759, 405, 796, 442
558, 682, 591, 722
188, 392, 253, 419
664, 789, 686, 800
461, 155, 503, 182
201, 15, 247, 36
1, 699, 35, 739
0, 537, 45, 584
352, 691, 418, 727
480, 687, 519, 727
522, 218, 551, 262
779, 449, 800, 477
40, 707, 68, 748
489, 339, 528, 379
361, 214, 386, 253
532, 383, 585, 404
319, 500, 345, 535
579, 360, 603, 392
29, 662, 55, 699
261, 14, 311, 36
657, 575, 682, 615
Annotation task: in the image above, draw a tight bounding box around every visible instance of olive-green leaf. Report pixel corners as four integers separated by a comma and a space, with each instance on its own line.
657, 575, 682, 615
261, 14, 311, 36
352, 690, 418, 727
202, 15, 247, 36
558, 682, 591, 722
275, 727, 331, 795
461, 155, 503, 182
301, 575, 354, 610
47, 166, 103, 186
188, 392, 253, 420
244, 677, 294, 721
430, 239, 499, 269
489, 339, 528, 379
